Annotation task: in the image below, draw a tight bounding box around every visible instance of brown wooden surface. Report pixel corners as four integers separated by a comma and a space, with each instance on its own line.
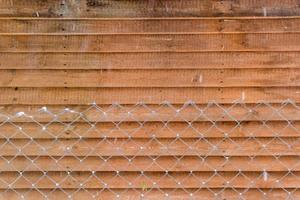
1, 156, 299, 172
0, 69, 298, 87
2, 33, 300, 52
1, 0, 300, 17
0, 0, 299, 198
0, 121, 299, 139
1, 17, 300, 33
0, 103, 299, 122
0, 52, 299, 69
0, 171, 299, 189
0, 138, 298, 156
0, 87, 298, 105
0, 189, 299, 200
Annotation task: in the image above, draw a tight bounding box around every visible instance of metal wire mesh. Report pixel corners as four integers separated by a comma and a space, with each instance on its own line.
0, 100, 300, 199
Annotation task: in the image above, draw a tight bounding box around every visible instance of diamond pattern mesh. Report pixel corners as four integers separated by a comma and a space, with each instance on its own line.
0, 100, 300, 199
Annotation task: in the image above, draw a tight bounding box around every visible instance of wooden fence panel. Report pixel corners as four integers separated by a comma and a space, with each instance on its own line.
0, 0, 299, 199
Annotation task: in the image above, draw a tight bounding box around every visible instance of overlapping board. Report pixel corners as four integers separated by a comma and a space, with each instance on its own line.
0, 0, 299, 199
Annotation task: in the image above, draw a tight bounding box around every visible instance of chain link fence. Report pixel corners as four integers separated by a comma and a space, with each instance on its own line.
0, 100, 300, 199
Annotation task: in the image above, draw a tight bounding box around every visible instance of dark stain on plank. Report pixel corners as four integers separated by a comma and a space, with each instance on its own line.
86, 0, 109, 7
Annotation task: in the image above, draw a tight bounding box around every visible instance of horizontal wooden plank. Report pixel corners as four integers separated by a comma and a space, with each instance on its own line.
1, 156, 298, 172
1, 0, 299, 197
0, 69, 298, 87
0, 102, 299, 122
0, 189, 298, 200
0, 138, 298, 156
1, 33, 300, 52
1, 0, 300, 17
1, 18, 300, 33
0, 87, 298, 105
0, 52, 298, 69
0, 120, 299, 139
0, 171, 299, 189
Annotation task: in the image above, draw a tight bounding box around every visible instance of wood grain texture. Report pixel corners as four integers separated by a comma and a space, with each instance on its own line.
0, 121, 299, 139
0, 52, 299, 69
0, 103, 299, 122
0, 69, 298, 87
1, 18, 300, 33
0, 87, 298, 105
0, 189, 298, 200
0, 0, 299, 197
1, 171, 300, 189
1, 33, 300, 52
1, 156, 298, 172
1, 0, 300, 17
0, 138, 298, 156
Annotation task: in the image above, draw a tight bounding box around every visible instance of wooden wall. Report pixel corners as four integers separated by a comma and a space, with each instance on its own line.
0, 0, 300, 199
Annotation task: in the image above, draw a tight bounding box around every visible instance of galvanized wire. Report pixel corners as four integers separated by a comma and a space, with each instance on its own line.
0, 100, 300, 199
